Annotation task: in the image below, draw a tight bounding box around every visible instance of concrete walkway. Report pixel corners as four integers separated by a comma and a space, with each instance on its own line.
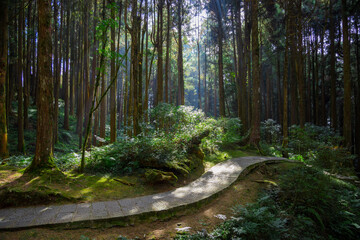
0, 156, 288, 230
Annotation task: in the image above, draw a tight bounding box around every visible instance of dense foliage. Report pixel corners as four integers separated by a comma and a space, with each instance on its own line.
260, 120, 356, 175
4, 104, 243, 179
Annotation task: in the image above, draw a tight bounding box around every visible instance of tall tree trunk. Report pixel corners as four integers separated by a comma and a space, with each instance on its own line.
197, 3, 201, 110
24, 1, 31, 130
330, 0, 337, 130
306, 38, 312, 123
289, 2, 298, 126
92, 0, 99, 145
64, 1, 70, 130
355, 17, 360, 154
236, 2, 247, 129
249, 0, 261, 147
99, 0, 106, 144
0, 0, 8, 159
84, 0, 91, 147
296, 0, 305, 128
76, 16, 84, 148
282, 4, 290, 158
27, 0, 55, 171
17, 0, 25, 153
320, 28, 326, 126
245, 1, 252, 127
314, 34, 319, 125
53, 0, 59, 145
110, 1, 116, 142
130, 0, 141, 136
123, 1, 128, 132
155, 0, 164, 106
204, 30, 208, 115
165, 0, 171, 103
177, 0, 184, 105
342, 0, 352, 148
277, 54, 282, 125
70, 20, 75, 117
143, 0, 150, 122
217, 16, 225, 117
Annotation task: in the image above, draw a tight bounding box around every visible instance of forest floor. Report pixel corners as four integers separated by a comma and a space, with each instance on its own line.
0, 149, 259, 209
0, 161, 296, 240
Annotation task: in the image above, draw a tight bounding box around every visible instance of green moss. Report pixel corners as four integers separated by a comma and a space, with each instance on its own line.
144, 169, 178, 184
25, 155, 60, 175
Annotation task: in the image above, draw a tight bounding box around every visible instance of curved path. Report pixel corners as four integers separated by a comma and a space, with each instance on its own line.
0, 156, 289, 230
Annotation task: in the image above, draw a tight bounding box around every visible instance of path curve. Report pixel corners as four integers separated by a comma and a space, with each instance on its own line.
0, 156, 289, 230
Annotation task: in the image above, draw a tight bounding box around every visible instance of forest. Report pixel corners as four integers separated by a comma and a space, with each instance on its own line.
0, 0, 360, 239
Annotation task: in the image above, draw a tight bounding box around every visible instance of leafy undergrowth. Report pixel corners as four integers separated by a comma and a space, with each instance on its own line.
260, 120, 357, 176
0, 104, 253, 208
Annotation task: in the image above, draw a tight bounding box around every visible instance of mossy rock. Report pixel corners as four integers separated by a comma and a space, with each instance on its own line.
144, 169, 178, 185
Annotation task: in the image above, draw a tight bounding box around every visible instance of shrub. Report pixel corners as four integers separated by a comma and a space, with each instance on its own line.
288, 124, 342, 155
314, 147, 355, 174
261, 119, 281, 144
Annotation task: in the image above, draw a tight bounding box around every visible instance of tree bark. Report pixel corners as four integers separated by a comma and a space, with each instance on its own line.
177, 0, 184, 105
92, 0, 99, 145
330, 0, 337, 130
248, 0, 260, 147
0, 0, 8, 159
282, 3, 290, 158
99, 0, 106, 145
155, 0, 164, 106
64, 1, 70, 130
296, 0, 305, 128
342, 0, 352, 148
17, 0, 25, 153
53, 0, 59, 145
27, 0, 55, 171
165, 0, 171, 104
110, 0, 117, 142
24, 1, 31, 130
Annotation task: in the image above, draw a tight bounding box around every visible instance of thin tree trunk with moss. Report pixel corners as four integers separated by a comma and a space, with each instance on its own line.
330, 0, 337, 130
342, 0, 351, 148
355, 17, 360, 154
282, 5, 289, 158
296, 0, 305, 128
24, 1, 31, 130
64, 1, 70, 130
110, 1, 117, 143
248, 0, 260, 148
144, 0, 150, 122
53, 0, 59, 145
155, 0, 164, 106
165, 0, 171, 104
177, 0, 184, 105
0, 0, 8, 159
92, 0, 99, 146
99, 0, 106, 145
17, 0, 25, 153
355, 16, 360, 156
